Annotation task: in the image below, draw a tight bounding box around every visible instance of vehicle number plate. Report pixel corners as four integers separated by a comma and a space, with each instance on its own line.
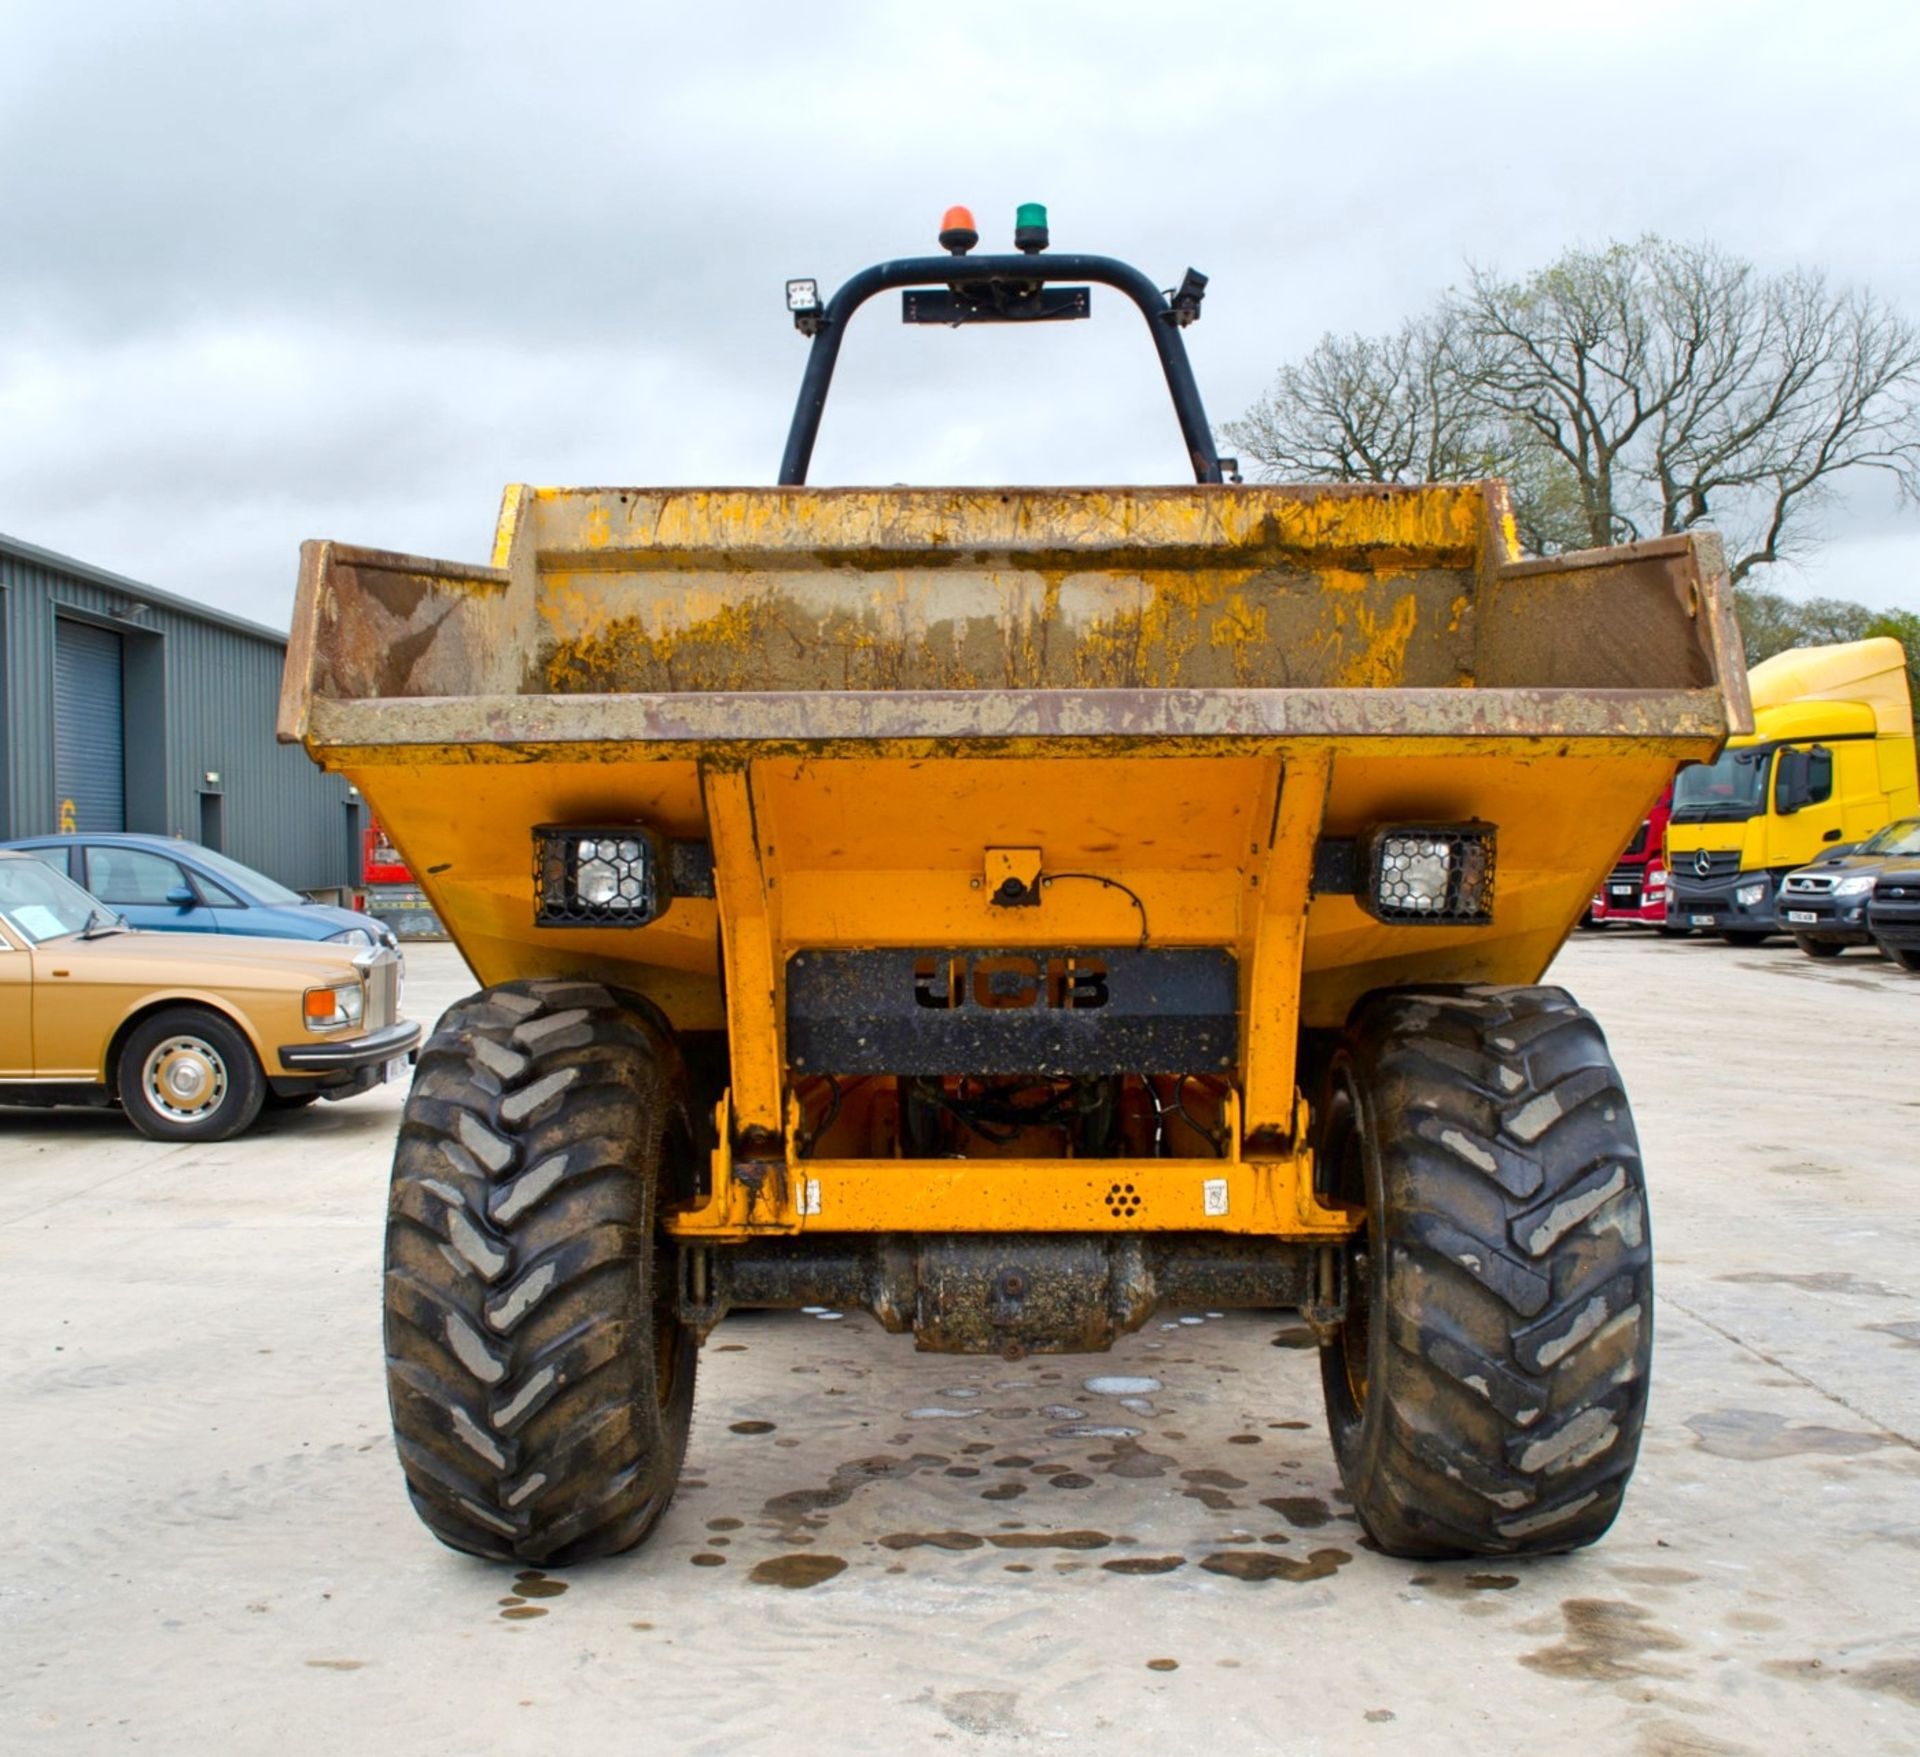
382, 1058, 407, 1084
1784, 910, 1818, 925
1689, 913, 1717, 926
1610, 887, 1633, 899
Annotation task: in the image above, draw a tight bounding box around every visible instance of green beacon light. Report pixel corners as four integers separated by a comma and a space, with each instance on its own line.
1014, 201, 1049, 254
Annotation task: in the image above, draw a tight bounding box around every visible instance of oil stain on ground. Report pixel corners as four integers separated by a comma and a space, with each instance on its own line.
1102, 1556, 1186, 1575
1200, 1547, 1351, 1583
749, 1554, 848, 1589
1867, 1321, 1920, 1350
1520, 1598, 1686, 1682
1684, 1408, 1891, 1460
512, 1571, 568, 1599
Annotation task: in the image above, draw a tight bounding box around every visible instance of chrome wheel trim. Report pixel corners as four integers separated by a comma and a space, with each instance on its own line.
142, 1034, 229, 1121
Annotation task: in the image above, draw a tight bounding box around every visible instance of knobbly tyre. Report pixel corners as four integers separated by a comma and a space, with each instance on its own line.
279, 204, 1752, 1566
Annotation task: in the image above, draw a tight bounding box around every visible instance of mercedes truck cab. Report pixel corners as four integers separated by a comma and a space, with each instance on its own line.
1667, 638, 1917, 945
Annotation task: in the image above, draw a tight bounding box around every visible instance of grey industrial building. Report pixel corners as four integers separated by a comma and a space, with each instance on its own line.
0, 531, 360, 895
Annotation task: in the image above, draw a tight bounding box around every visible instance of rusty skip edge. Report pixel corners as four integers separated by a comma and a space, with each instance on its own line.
300, 684, 1733, 754
276, 518, 1752, 751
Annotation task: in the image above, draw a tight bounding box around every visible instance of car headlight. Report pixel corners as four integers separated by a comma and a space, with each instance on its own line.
327, 926, 377, 946
1359, 823, 1496, 925
534, 825, 669, 928
304, 982, 366, 1032
1734, 882, 1768, 907
1834, 874, 1877, 897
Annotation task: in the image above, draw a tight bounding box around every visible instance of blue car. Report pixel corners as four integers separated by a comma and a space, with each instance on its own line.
0, 833, 399, 954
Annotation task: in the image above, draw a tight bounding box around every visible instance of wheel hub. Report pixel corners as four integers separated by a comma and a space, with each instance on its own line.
144, 1037, 228, 1120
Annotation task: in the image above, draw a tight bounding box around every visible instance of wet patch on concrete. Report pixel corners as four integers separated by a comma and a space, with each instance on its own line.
1261, 1495, 1333, 1528
1185, 1487, 1239, 1511
1271, 1321, 1318, 1349
1867, 1321, 1920, 1349
1609, 1565, 1702, 1588
1717, 1271, 1896, 1298
1087, 1438, 1179, 1480
1767, 1654, 1920, 1709
749, 1553, 847, 1589
937, 1690, 1025, 1737
763, 1453, 946, 1525
881, 1529, 1113, 1552
1685, 1408, 1892, 1460
1520, 1598, 1686, 1681
1200, 1547, 1351, 1583
1630, 1719, 1751, 1756
1851, 1659, 1920, 1707
1407, 1570, 1520, 1597
1183, 1468, 1247, 1490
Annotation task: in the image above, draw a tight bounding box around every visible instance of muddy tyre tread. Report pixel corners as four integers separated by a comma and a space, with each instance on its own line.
1322, 985, 1652, 1559
383, 978, 696, 1566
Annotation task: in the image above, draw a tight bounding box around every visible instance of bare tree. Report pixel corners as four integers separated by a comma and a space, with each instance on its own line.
1223, 316, 1498, 486
1230, 238, 1920, 585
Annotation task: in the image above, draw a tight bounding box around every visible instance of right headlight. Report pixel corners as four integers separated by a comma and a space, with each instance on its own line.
1834, 874, 1877, 897
303, 982, 366, 1032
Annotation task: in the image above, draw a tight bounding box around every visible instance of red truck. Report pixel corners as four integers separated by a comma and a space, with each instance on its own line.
358, 818, 447, 941
1587, 782, 1676, 929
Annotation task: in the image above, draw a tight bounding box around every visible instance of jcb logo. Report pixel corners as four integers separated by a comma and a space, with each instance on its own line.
913, 954, 1110, 1011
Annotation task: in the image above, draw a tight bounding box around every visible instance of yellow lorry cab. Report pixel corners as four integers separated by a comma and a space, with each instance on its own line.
1667, 638, 1917, 944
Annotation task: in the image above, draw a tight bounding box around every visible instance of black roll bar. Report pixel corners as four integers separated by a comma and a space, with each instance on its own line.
778, 253, 1225, 487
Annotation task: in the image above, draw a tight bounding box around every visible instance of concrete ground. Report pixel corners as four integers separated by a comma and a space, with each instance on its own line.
2, 934, 1916, 1756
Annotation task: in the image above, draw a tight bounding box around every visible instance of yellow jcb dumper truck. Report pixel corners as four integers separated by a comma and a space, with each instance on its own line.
280, 209, 1750, 1565
1667, 637, 1918, 943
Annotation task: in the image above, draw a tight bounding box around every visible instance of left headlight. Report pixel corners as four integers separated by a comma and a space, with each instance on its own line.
534, 825, 670, 928
1834, 874, 1878, 897
304, 982, 366, 1032
327, 926, 377, 946
1734, 882, 1769, 907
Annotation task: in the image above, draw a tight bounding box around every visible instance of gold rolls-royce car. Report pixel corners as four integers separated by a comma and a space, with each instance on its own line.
0, 849, 420, 1141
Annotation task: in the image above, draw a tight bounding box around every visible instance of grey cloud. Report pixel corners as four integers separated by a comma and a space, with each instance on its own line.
4, 0, 1919, 620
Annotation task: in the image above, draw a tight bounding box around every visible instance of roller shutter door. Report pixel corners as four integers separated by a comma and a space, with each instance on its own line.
54, 619, 125, 832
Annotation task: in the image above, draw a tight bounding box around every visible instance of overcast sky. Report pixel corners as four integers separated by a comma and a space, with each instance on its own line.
4, 0, 1918, 626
